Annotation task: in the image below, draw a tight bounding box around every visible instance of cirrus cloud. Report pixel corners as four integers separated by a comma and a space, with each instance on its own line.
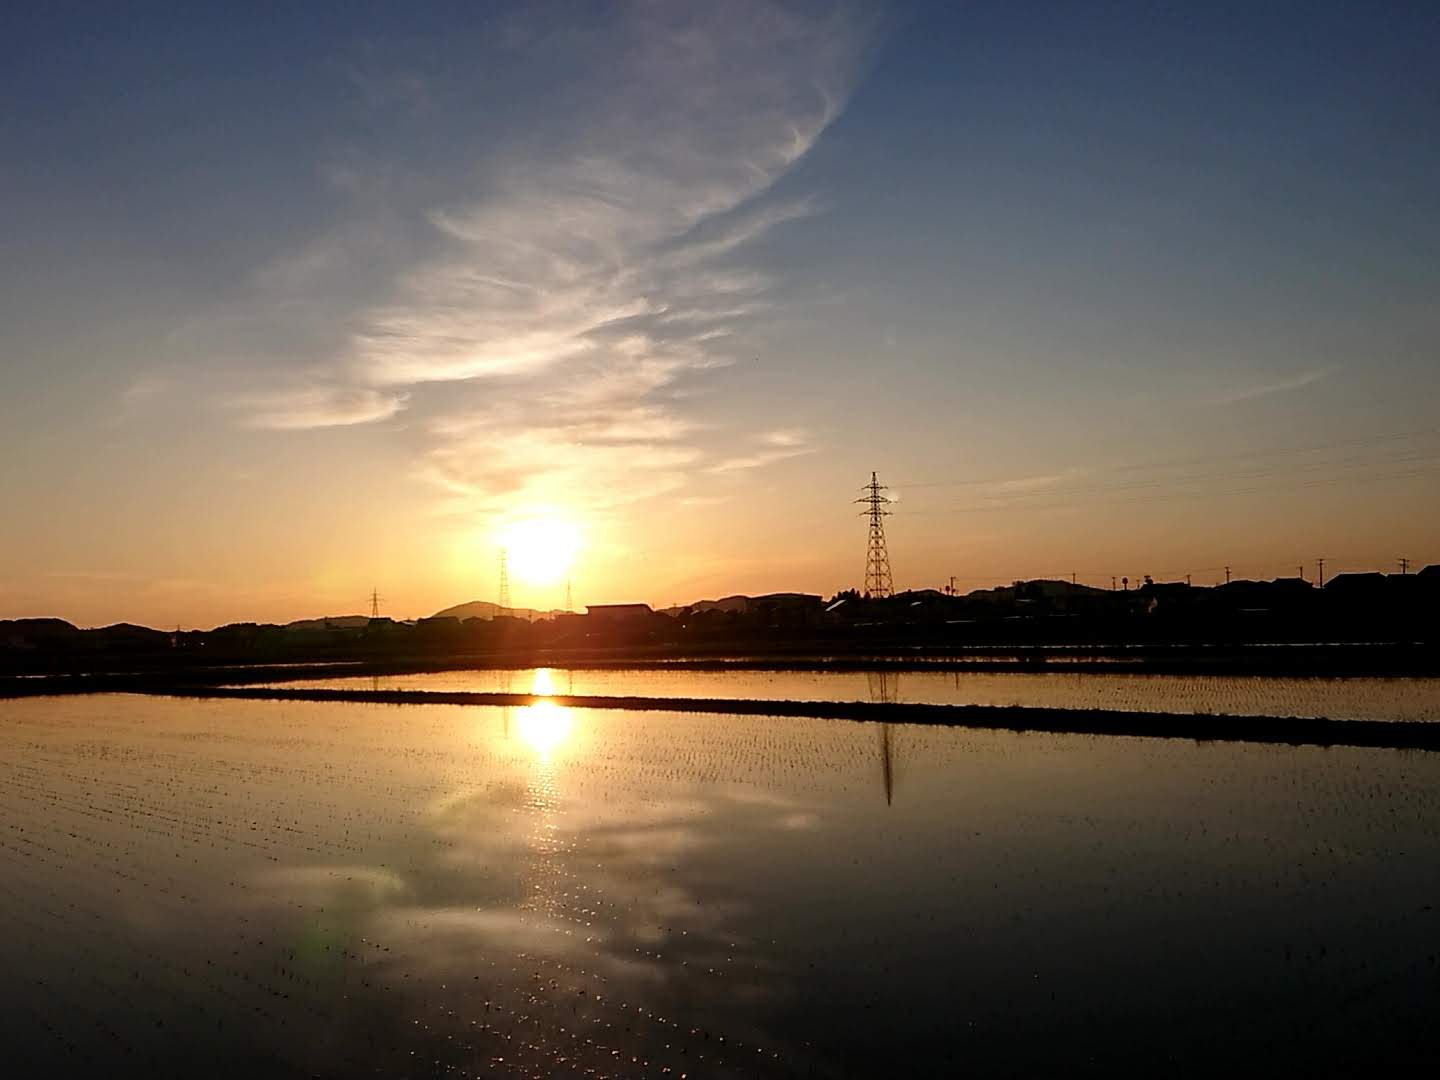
227, 3, 875, 515
236, 384, 409, 430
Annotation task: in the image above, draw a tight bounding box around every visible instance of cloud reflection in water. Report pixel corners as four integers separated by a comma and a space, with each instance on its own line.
8, 694, 1440, 1076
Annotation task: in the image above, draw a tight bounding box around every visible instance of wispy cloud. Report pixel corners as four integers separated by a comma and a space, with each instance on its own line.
235, 384, 409, 430
120, 372, 169, 405
108, 370, 173, 427
658, 197, 823, 271
220, 3, 873, 513
709, 429, 816, 474
1206, 366, 1337, 406
985, 472, 1071, 494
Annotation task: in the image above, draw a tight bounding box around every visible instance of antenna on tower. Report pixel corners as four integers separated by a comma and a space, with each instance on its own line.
368, 589, 382, 620
498, 548, 511, 611
855, 471, 894, 598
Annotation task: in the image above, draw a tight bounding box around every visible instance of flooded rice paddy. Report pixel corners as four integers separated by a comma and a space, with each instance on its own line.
4, 691, 1440, 1074
262, 666, 1440, 723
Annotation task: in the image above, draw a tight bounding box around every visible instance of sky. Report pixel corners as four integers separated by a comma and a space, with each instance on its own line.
3, 0, 1439, 627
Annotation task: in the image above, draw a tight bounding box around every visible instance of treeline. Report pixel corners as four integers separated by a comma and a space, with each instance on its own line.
2, 569, 1437, 677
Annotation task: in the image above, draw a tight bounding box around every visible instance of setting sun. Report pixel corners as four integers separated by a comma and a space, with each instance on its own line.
498, 516, 582, 586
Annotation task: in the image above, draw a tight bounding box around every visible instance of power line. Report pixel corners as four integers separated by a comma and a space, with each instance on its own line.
908, 553, 1433, 592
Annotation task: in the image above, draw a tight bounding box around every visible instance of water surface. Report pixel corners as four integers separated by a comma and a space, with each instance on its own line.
3, 692, 1439, 1074
262, 666, 1440, 722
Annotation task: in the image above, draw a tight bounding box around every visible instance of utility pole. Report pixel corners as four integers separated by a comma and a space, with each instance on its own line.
1224, 565, 1232, 585
855, 472, 894, 598
1317, 558, 1326, 587
498, 549, 511, 610
1399, 557, 1410, 575
1110, 575, 1116, 591
368, 589, 382, 619
1185, 574, 1191, 586
1298, 565, 1305, 582
1071, 571, 1077, 586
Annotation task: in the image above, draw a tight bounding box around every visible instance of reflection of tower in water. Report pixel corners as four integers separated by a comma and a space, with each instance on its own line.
866, 670, 900, 705
498, 668, 513, 739
867, 671, 899, 806
879, 724, 894, 807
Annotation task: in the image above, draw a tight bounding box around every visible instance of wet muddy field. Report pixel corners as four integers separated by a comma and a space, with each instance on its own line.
4, 691, 1440, 1074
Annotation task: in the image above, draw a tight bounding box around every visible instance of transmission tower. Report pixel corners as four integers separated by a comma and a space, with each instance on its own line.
368, 589, 382, 619
498, 548, 511, 611
855, 471, 894, 598
565, 578, 573, 613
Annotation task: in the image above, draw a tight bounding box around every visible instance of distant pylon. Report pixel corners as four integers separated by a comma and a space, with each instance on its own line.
855, 471, 894, 598
368, 589, 382, 619
565, 578, 573, 613
498, 548, 511, 611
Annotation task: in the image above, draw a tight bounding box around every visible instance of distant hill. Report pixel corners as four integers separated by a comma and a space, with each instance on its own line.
0, 618, 81, 648
1, 618, 78, 634
664, 593, 823, 616
283, 615, 373, 632
683, 595, 752, 615
430, 600, 566, 623
961, 579, 1109, 603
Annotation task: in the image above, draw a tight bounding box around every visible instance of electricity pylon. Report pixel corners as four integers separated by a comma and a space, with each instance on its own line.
368, 589, 382, 619
855, 471, 894, 598
498, 549, 511, 611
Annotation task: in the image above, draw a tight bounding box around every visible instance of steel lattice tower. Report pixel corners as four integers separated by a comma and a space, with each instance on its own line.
856, 471, 894, 597
498, 548, 511, 611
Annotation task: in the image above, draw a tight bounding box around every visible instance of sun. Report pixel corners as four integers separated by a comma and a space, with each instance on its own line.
498, 515, 582, 586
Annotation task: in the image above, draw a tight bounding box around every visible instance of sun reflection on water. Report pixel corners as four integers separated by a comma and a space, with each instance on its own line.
515, 700, 574, 758
513, 668, 575, 759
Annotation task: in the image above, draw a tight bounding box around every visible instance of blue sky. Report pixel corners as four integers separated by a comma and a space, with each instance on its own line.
3, 1, 1438, 624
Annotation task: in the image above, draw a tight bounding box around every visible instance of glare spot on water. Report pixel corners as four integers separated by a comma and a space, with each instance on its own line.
515, 701, 573, 760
